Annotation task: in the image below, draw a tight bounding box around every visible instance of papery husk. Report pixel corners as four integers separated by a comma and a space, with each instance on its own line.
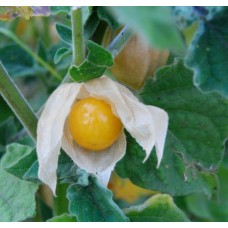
37, 76, 168, 194
104, 28, 169, 89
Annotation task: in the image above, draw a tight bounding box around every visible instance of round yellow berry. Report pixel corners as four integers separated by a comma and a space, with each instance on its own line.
68, 97, 123, 151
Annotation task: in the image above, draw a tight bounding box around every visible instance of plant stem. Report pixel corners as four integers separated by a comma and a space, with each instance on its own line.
71, 7, 84, 66
0, 27, 62, 81
62, 7, 85, 84
107, 25, 133, 58
53, 184, 69, 216
0, 62, 38, 141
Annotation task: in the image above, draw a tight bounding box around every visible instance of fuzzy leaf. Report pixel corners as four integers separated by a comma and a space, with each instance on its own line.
50, 6, 71, 15
47, 213, 77, 222
54, 47, 72, 64
0, 44, 35, 77
185, 7, 228, 97
1, 143, 33, 169
141, 59, 228, 169
116, 131, 218, 196
185, 164, 228, 222
110, 6, 185, 53
69, 61, 106, 82
87, 41, 113, 67
97, 7, 120, 30
0, 144, 38, 222
69, 40, 113, 82
125, 194, 189, 221
22, 151, 77, 183
23, 161, 40, 183
84, 10, 100, 39
0, 170, 38, 221
116, 59, 228, 196
56, 24, 72, 45
5, 148, 37, 179
67, 176, 129, 222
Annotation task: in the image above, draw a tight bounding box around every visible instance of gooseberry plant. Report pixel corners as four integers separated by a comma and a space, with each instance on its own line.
0, 6, 228, 222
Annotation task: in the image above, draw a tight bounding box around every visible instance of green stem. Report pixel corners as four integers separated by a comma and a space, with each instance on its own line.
53, 184, 69, 216
107, 25, 133, 58
62, 7, 85, 84
0, 27, 62, 81
71, 7, 84, 66
0, 62, 38, 141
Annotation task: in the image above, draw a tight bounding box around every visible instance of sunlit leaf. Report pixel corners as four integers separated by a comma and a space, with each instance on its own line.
47, 213, 77, 222
125, 194, 189, 221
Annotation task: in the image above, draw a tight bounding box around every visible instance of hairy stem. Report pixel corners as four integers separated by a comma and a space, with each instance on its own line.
62, 7, 85, 84
0, 62, 38, 141
71, 7, 84, 66
0, 27, 62, 81
53, 184, 69, 216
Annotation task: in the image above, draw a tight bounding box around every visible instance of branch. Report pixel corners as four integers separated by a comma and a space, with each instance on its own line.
0, 62, 38, 141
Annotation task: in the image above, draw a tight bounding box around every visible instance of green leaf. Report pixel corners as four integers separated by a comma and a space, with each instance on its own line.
0, 144, 38, 222
125, 194, 189, 221
222, 140, 228, 169
23, 161, 40, 183
81, 7, 92, 26
50, 6, 71, 15
97, 7, 120, 30
56, 24, 72, 45
67, 176, 129, 222
1, 143, 39, 182
47, 213, 77, 222
37, 40, 47, 62
141, 59, 228, 169
69, 61, 106, 82
185, 8, 228, 97
185, 165, 228, 221
22, 151, 77, 183
0, 118, 19, 153
54, 47, 72, 64
116, 131, 217, 196
86, 40, 113, 67
1, 143, 33, 169
0, 44, 35, 77
84, 9, 100, 39
5, 148, 37, 179
0, 170, 38, 221
116, 59, 228, 196
69, 40, 113, 82
56, 150, 77, 181
110, 6, 185, 53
